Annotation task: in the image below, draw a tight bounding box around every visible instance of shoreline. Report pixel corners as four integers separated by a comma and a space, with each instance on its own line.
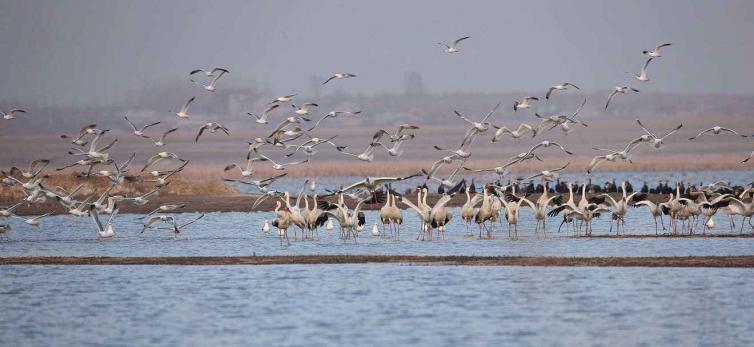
1, 255, 753, 267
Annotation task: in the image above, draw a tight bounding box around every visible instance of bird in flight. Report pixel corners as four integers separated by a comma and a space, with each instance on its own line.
323, 73, 356, 85
438, 36, 470, 53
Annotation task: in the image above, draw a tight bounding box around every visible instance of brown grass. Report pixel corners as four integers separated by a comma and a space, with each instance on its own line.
0, 173, 239, 200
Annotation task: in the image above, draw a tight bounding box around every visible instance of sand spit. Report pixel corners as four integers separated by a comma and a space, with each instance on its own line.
2, 255, 753, 267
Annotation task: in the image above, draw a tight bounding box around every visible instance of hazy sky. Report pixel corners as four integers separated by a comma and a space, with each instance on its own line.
1, 0, 753, 105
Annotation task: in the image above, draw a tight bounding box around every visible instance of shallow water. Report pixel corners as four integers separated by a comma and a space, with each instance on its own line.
1, 265, 753, 345
1, 208, 754, 257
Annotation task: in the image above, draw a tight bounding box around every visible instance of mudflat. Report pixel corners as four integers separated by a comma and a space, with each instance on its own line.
2, 255, 753, 267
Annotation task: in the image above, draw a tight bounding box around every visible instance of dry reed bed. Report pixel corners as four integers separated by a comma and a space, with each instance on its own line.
0, 173, 239, 200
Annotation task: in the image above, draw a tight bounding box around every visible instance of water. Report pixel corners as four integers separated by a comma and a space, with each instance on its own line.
1, 265, 753, 345
2, 207, 754, 257
3, 170, 753, 346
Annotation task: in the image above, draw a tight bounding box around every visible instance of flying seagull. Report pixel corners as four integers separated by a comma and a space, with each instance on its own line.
124, 116, 160, 138
438, 36, 470, 53
189, 67, 229, 77
2, 109, 26, 120
322, 73, 356, 85
171, 96, 195, 119
546, 83, 580, 99
643, 43, 672, 58
605, 86, 639, 110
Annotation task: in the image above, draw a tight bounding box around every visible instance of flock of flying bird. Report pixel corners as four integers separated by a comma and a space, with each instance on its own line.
1, 38, 754, 244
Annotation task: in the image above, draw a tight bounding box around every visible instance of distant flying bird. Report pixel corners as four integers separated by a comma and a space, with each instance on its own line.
456, 102, 501, 147
150, 128, 178, 147
224, 152, 268, 177
253, 151, 309, 170
141, 215, 176, 233
517, 162, 570, 182
141, 152, 185, 172
688, 126, 747, 140
147, 204, 187, 216
156, 214, 206, 234
586, 152, 621, 174
322, 73, 356, 85
513, 96, 539, 111
267, 117, 311, 139
13, 213, 51, 227
224, 173, 288, 193
124, 116, 160, 138
635, 119, 683, 149
11, 159, 50, 179
438, 36, 470, 53
189, 67, 229, 77
524, 140, 574, 156
374, 124, 420, 142
90, 205, 117, 238
269, 94, 297, 104
605, 86, 639, 110
546, 83, 580, 100
60, 124, 98, 147
627, 58, 653, 82
491, 123, 534, 142
2, 109, 26, 120
643, 43, 672, 58
743, 149, 754, 163
292, 103, 319, 116
190, 70, 227, 92
171, 96, 195, 119
114, 187, 163, 206
195, 122, 230, 142
337, 142, 381, 162
247, 104, 280, 124
308, 111, 362, 131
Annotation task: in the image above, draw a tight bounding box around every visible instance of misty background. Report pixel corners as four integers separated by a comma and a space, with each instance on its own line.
0, 0, 753, 134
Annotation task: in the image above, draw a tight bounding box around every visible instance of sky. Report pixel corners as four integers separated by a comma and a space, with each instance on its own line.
1, 0, 753, 106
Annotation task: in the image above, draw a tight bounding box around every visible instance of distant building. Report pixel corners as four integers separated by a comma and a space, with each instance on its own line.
403, 71, 425, 96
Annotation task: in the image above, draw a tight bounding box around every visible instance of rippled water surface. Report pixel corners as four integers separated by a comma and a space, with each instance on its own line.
1, 265, 753, 345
